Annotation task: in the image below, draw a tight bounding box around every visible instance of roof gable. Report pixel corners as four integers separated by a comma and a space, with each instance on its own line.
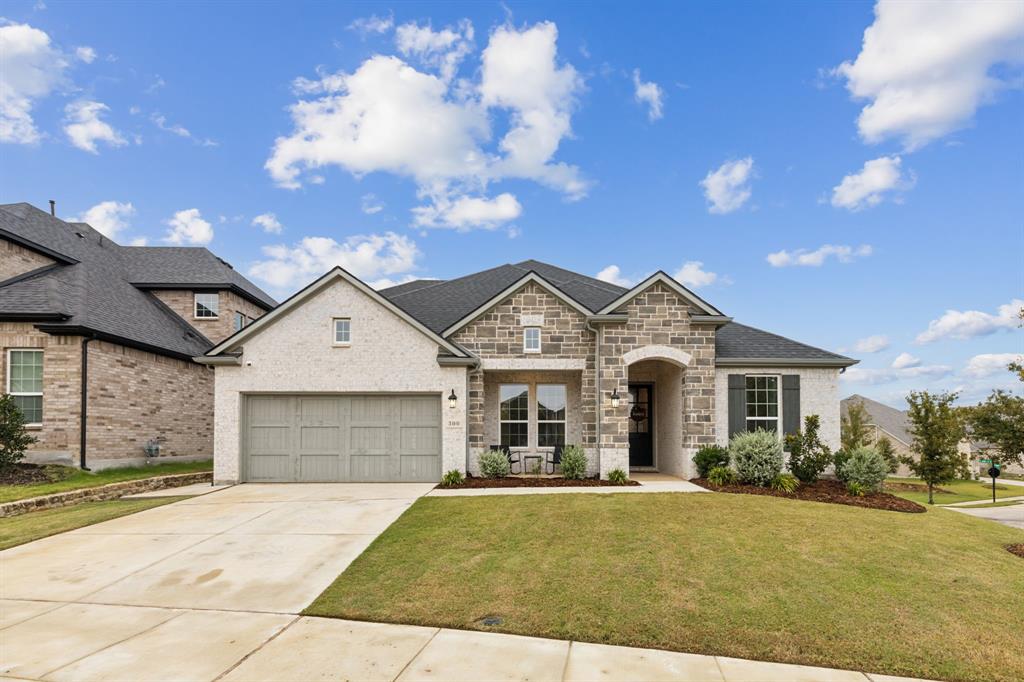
597, 271, 724, 317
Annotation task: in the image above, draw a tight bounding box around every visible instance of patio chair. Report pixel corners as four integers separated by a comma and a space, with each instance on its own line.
545, 445, 563, 475
490, 444, 521, 474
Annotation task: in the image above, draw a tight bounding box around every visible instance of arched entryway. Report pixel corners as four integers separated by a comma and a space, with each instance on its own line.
624, 346, 689, 476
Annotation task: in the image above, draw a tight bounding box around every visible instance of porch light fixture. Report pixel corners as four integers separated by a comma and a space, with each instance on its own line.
610, 389, 621, 409
448, 389, 458, 409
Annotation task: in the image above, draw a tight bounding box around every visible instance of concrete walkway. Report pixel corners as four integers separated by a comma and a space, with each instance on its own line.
945, 502, 1024, 529
428, 472, 709, 497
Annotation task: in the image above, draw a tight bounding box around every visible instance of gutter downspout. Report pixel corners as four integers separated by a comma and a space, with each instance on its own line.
585, 320, 602, 475
80, 335, 95, 470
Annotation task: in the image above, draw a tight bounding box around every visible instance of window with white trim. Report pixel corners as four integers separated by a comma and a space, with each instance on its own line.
499, 384, 529, 448
523, 327, 541, 353
333, 318, 351, 345
7, 349, 43, 425
745, 375, 779, 433
194, 293, 219, 318
233, 311, 246, 332
537, 384, 566, 448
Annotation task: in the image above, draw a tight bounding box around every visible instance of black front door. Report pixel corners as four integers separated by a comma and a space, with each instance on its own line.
628, 384, 654, 467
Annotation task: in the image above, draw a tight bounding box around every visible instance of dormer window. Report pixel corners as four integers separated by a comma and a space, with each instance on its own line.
194, 293, 219, 318
524, 327, 541, 353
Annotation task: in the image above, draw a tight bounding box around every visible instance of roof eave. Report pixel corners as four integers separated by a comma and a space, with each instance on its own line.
0, 227, 79, 265
34, 324, 205, 362
715, 357, 859, 368
132, 282, 275, 311
193, 354, 242, 366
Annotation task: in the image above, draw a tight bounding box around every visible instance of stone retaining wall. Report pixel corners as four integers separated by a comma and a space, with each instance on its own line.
0, 471, 213, 517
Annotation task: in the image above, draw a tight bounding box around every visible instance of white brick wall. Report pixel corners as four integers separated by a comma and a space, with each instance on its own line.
714, 366, 842, 451
211, 278, 467, 483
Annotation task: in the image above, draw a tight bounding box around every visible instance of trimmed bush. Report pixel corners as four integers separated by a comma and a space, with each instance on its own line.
440, 469, 464, 487
707, 466, 736, 485
0, 394, 36, 470
478, 449, 511, 478
770, 472, 799, 493
607, 468, 628, 485
560, 445, 587, 479
693, 445, 730, 478
729, 429, 783, 486
837, 446, 888, 492
784, 415, 832, 483
846, 481, 867, 497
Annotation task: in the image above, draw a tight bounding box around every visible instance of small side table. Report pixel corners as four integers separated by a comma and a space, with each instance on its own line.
523, 454, 543, 475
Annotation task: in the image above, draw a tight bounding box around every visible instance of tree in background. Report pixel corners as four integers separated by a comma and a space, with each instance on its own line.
841, 400, 874, 452
785, 414, 833, 483
875, 436, 899, 474
0, 394, 37, 470
904, 391, 965, 504
965, 390, 1024, 470
1008, 307, 1024, 382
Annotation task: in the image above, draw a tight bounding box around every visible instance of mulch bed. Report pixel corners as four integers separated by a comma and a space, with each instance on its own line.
0, 463, 69, 486
440, 475, 640, 489
1007, 544, 1024, 560
691, 477, 926, 513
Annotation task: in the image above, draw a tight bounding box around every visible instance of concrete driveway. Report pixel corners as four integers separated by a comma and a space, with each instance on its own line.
947, 502, 1024, 529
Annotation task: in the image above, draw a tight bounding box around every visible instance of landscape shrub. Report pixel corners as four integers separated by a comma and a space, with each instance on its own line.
0, 394, 36, 470
846, 481, 867, 497
693, 445, 730, 478
837, 446, 888, 492
607, 468, 628, 485
707, 466, 736, 486
784, 415, 832, 483
478, 449, 511, 478
560, 445, 587, 479
440, 469, 464, 487
729, 429, 783, 486
770, 473, 799, 493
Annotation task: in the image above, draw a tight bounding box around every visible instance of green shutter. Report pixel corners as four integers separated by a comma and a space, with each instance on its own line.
782, 375, 800, 437
727, 374, 746, 438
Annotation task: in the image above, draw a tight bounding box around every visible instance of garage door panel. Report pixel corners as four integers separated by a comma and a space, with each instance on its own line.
350, 454, 391, 481
400, 426, 439, 454
401, 397, 440, 423
299, 426, 340, 452
400, 455, 440, 482
299, 455, 341, 482
350, 426, 389, 454
351, 397, 390, 422
248, 455, 293, 482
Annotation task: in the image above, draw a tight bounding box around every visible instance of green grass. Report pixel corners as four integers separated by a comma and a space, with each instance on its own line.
886, 477, 1024, 505
0, 497, 186, 550
307, 493, 1024, 682
0, 459, 212, 503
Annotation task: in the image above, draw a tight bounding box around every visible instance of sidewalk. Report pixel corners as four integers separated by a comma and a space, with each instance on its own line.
428, 472, 709, 497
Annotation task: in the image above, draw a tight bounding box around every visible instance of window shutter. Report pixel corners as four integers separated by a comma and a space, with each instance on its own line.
782, 375, 800, 437
727, 374, 745, 438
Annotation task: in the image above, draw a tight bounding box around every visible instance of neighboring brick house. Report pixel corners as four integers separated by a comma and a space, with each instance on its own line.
199, 260, 856, 484
0, 202, 275, 469
841, 394, 916, 476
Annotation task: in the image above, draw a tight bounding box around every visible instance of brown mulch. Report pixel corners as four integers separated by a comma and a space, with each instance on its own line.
440, 475, 640, 489
0, 463, 67, 486
691, 477, 926, 513
1007, 544, 1024, 560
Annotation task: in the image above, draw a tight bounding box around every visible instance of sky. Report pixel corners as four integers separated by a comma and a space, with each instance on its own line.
1, 0, 1022, 408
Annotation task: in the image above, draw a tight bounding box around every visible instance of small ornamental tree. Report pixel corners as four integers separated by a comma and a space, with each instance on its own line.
785, 414, 832, 483
0, 394, 37, 469
841, 400, 874, 452
875, 436, 899, 474
903, 391, 965, 505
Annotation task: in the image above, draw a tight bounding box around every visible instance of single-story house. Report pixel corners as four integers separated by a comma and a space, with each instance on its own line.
841, 394, 917, 477
1, 202, 276, 469
199, 260, 857, 484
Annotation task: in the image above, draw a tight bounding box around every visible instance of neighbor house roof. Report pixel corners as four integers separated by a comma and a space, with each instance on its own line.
125, 246, 276, 309
379, 260, 855, 368
0, 202, 276, 360
841, 394, 912, 445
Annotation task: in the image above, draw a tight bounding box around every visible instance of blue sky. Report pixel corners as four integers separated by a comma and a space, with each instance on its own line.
1, 0, 1021, 407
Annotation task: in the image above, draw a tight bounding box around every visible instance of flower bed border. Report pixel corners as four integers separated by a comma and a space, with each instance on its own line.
439, 475, 640, 489
691, 477, 926, 513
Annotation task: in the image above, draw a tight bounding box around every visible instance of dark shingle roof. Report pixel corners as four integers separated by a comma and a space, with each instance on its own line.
715, 322, 855, 365
124, 247, 276, 309
0, 203, 275, 359
842, 394, 911, 445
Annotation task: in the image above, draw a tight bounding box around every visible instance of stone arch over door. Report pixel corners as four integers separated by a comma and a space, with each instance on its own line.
621, 344, 692, 369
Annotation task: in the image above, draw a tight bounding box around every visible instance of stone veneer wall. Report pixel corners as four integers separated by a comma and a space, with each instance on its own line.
1, 238, 55, 281
151, 289, 267, 344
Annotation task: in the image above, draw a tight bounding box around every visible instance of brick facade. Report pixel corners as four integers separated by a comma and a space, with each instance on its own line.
151, 289, 266, 344
1, 239, 55, 281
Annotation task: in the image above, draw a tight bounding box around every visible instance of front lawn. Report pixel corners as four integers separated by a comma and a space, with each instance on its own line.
886, 477, 1023, 505
307, 493, 1024, 682
0, 459, 212, 503
0, 497, 186, 550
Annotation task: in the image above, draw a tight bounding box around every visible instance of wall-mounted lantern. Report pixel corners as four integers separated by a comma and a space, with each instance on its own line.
448, 389, 458, 409
609, 389, 621, 409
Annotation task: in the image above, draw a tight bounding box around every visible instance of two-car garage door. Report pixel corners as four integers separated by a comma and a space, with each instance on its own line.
243, 395, 441, 483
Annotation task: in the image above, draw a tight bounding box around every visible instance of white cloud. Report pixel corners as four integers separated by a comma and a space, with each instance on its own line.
412, 192, 521, 230
395, 19, 473, 83
128, 236, 148, 246
766, 244, 873, 267
248, 232, 419, 292
891, 352, 921, 369
251, 213, 283, 234
74, 45, 96, 63
0, 23, 69, 144
831, 155, 912, 210
632, 69, 664, 121
367, 275, 417, 290
915, 298, 1024, 344
699, 157, 754, 214
361, 193, 384, 215
348, 13, 394, 36
76, 200, 135, 239
842, 363, 953, 385
853, 335, 890, 353
673, 261, 718, 288
163, 208, 213, 245
835, 0, 1024, 150
151, 113, 190, 137
267, 21, 586, 230
596, 265, 636, 287
964, 353, 1024, 378
63, 100, 126, 153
